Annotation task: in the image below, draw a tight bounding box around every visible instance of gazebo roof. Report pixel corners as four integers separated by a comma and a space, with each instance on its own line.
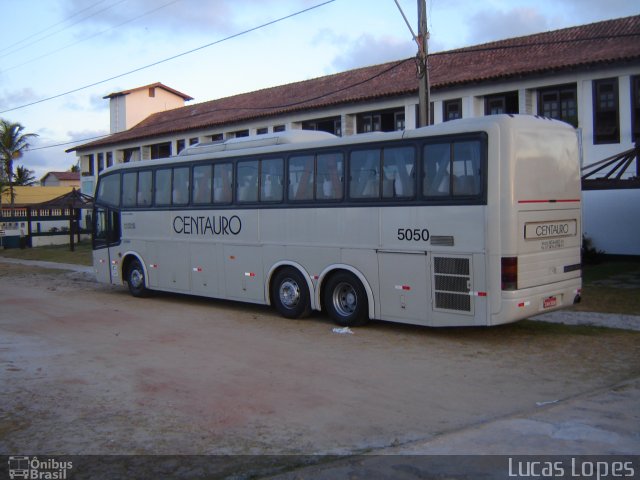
35, 188, 94, 209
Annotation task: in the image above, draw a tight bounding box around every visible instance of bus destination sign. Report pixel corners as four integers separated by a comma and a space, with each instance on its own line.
525, 220, 577, 240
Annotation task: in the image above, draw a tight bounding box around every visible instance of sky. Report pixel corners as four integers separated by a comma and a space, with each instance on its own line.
1, 0, 639, 181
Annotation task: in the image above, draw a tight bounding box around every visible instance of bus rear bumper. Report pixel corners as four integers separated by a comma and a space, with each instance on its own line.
492, 278, 582, 325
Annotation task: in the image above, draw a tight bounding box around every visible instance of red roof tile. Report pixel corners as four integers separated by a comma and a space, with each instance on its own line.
71, 15, 640, 152
41, 171, 80, 181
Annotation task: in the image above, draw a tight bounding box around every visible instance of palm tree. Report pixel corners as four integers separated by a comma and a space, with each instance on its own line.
14, 165, 37, 186
0, 119, 38, 207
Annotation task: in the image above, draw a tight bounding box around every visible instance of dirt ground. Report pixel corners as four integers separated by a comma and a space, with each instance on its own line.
1, 262, 639, 472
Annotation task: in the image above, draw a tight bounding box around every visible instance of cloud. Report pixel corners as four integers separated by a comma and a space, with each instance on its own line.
327, 33, 416, 72
464, 7, 551, 45
58, 0, 318, 38
0, 88, 39, 111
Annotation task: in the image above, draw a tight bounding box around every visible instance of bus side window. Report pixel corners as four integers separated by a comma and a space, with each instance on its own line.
213, 163, 233, 204
423, 143, 451, 197
172, 167, 190, 205
122, 172, 137, 207
138, 170, 152, 206
237, 160, 259, 203
193, 165, 213, 204
452, 141, 481, 196
261, 158, 283, 202
350, 149, 380, 199
289, 155, 314, 201
316, 153, 344, 200
155, 169, 172, 206
382, 146, 415, 198
96, 173, 121, 207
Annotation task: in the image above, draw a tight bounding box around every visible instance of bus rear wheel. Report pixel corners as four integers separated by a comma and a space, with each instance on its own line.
323, 272, 368, 327
272, 267, 311, 319
127, 258, 150, 298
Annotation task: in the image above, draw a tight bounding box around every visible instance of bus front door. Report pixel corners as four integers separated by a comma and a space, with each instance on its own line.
92, 206, 121, 284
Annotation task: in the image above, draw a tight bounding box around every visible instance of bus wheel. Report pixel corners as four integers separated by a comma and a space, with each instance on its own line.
272, 268, 311, 319
127, 258, 150, 298
324, 272, 368, 327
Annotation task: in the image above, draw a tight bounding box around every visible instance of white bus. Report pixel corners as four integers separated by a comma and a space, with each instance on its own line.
92, 115, 582, 327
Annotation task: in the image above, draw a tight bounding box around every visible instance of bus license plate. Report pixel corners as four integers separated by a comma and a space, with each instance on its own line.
543, 296, 557, 309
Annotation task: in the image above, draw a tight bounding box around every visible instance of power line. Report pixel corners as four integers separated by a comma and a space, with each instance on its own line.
0, 0, 129, 60
0, 0, 111, 54
1, 0, 182, 74
30, 57, 413, 151
25, 28, 639, 150
0, 0, 337, 115
29, 134, 111, 151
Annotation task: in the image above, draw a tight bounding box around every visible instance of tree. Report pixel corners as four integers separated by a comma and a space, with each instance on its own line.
14, 165, 37, 186
0, 119, 38, 207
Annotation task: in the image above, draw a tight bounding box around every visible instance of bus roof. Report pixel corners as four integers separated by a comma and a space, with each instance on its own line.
98, 115, 575, 174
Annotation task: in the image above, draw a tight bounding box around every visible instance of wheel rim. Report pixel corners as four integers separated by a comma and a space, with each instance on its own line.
279, 279, 301, 309
332, 282, 358, 317
130, 268, 144, 289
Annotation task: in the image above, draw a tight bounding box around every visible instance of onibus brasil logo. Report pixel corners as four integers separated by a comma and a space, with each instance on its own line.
8, 456, 73, 479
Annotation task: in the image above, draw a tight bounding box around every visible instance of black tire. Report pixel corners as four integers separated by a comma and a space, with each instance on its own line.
323, 271, 369, 327
126, 258, 150, 298
272, 268, 311, 319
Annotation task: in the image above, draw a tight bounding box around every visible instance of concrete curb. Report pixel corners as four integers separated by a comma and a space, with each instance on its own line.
0, 256, 93, 274
532, 310, 640, 331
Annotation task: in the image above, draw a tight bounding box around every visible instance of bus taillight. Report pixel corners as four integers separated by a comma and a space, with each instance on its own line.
501, 257, 518, 290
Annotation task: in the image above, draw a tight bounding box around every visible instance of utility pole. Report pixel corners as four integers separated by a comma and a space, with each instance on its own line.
417, 0, 430, 127
393, 0, 431, 127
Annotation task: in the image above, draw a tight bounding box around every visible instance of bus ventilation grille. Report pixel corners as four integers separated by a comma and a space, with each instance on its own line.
433, 256, 471, 312
430, 236, 454, 246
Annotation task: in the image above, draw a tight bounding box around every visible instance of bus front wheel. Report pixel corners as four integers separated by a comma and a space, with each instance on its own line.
127, 258, 150, 298
323, 272, 369, 327
272, 267, 311, 319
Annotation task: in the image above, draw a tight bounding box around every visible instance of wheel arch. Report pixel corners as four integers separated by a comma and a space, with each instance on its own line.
121, 251, 147, 285
317, 264, 376, 319
265, 261, 317, 310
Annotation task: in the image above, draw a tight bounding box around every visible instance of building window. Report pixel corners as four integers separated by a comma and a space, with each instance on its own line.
273, 125, 286, 132
631, 76, 640, 143
256, 127, 268, 135
230, 129, 249, 138
593, 78, 619, 144
86, 154, 94, 176
123, 148, 137, 163
148, 87, 155, 98
443, 99, 462, 122
302, 116, 341, 136
210, 134, 223, 142
106, 151, 113, 168
189, 137, 199, 145
484, 91, 518, 115
177, 139, 186, 154
149, 142, 171, 159
539, 84, 578, 127
357, 108, 404, 133
415, 103, 434, 127
97, 153, 104, 172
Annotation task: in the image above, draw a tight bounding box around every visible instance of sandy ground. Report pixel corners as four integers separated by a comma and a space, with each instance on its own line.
1, 262, 639, 473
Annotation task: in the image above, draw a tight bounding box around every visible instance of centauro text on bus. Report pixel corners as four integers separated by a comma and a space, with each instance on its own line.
92, 114, 582, 327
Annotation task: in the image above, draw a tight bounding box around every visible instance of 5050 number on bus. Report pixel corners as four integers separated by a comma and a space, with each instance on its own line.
397, 228, 430, 242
